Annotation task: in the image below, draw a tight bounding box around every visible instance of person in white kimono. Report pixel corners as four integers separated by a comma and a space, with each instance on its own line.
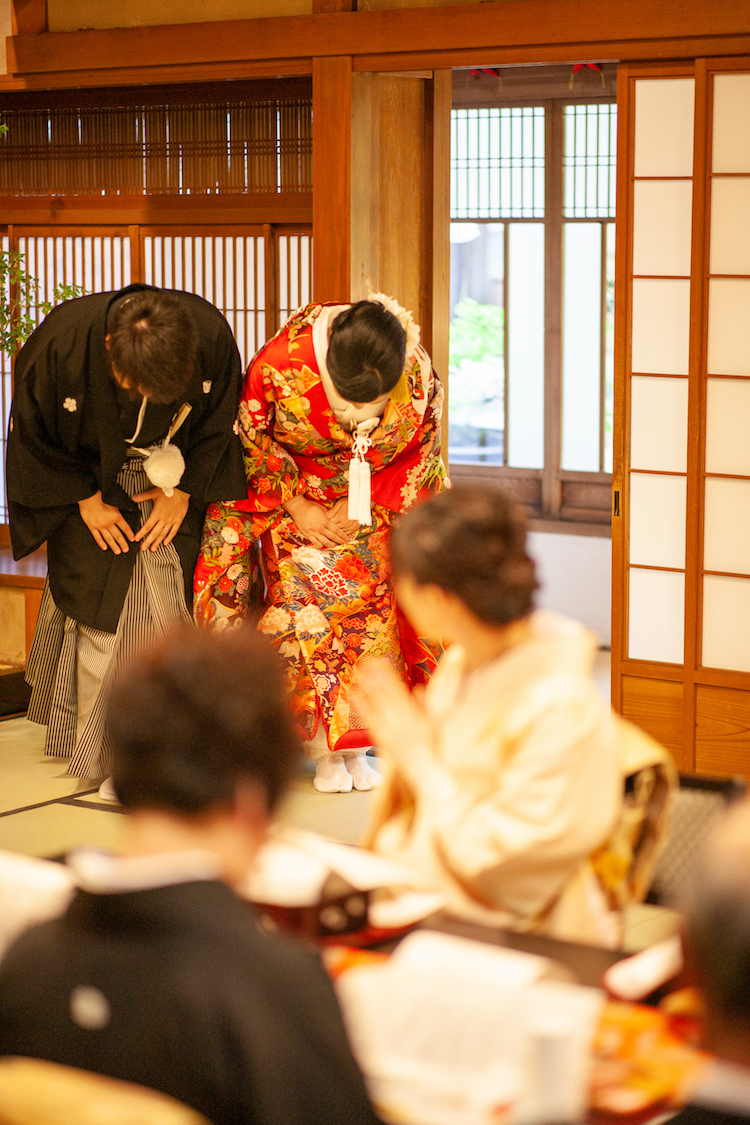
358, 484, 674, 948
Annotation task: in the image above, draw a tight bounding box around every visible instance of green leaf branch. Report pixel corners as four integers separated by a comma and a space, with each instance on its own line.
0, 249, 86, 357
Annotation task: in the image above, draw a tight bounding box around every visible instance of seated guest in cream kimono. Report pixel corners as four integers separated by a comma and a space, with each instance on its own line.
358, 484, 674, 948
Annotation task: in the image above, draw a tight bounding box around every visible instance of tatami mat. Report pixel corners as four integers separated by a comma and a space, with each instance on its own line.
0, 715, 375, 858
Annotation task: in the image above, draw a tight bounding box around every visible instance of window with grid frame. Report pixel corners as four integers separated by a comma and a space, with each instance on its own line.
449, 95, 616, 526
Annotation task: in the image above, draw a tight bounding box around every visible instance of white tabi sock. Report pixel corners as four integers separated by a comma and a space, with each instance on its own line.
342, 751, 382, 792
314, 753, 354, 793
97, 776, 119, 803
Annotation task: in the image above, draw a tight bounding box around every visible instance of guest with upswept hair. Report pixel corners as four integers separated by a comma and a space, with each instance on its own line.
358, 484, 674, 947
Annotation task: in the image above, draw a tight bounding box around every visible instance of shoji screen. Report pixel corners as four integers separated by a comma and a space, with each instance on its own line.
614, 59, 750, 777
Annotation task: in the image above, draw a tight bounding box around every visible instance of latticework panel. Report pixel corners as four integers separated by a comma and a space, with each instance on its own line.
142, 233, 267, 368
0, 98, 312, 196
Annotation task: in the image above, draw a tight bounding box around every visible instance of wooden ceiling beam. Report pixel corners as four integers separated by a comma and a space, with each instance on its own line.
7, 0, 750, 77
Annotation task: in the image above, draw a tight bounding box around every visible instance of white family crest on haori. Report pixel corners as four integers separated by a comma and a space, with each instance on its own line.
367, 292, 421, 358
63, 397, 77, 412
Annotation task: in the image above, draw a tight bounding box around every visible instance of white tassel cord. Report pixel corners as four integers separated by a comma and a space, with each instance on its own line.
347, 428, 373, 526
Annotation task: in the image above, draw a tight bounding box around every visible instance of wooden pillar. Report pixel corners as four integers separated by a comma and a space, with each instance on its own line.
312, 56, 352, 302
349, 69, 451, 448
427, 70, 452, 419
349, 72, 450, 352
11, 0, 47, 35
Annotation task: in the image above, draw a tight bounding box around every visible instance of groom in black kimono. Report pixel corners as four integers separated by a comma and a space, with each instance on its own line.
6, 285, 247, 788
0, 626, 383, 1125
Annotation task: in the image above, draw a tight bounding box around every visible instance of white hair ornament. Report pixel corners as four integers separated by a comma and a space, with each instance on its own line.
367, 292, 421, 359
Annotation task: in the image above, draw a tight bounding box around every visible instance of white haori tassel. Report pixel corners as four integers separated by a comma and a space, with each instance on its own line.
348, 428, 373, 526
133, 402, 193, 498
141, 442, 186, 497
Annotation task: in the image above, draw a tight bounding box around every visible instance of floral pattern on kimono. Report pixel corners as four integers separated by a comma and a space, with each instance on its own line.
195, 302, 448, 750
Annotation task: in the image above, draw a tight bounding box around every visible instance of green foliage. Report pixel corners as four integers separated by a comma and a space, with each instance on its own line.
0, 250, 86, 357
449, 297, 505, 414
449, 297, 504, 368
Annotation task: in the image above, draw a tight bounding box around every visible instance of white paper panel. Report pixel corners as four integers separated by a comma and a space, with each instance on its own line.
707, 278, 750, 376
706, 378, 750, 476
634, 78, 695, 178
631, 279, 691, 375
629, 473, 686, 569
632, 180, 693, 277
713, 74, 750, 173
710, 178, 750, 275
704, 478, 750, 575
630, 376, 688, 472
703, 574, 750, 672
628, 568, 685, 664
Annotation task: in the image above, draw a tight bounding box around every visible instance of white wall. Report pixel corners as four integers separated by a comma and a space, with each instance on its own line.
527, 530, 612, 647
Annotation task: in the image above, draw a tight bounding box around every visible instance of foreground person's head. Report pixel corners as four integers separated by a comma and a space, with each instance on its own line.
107, 627, 301, 876
390, 484, 537, 640
684, 799, 750, 1064
106, 289, 198, 404
327, 300, 407, 405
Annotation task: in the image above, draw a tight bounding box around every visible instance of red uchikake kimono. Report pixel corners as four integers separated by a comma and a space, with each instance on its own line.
194, 302, 448, 752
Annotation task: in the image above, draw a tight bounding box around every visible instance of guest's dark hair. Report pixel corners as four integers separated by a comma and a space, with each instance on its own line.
107, 289, 197, 404
391, 484, 537, 625
327, 300, 407, 403
107, 626, 301, 815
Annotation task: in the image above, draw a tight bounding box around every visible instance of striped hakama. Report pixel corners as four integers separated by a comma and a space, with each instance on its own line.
25, 454, 193, 779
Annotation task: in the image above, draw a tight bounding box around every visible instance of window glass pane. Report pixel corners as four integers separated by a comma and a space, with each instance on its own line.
451, 107, 545, 220
563, 103, 617, 219
562, 222, 601, 471
603, 221, 615, 471
448, 222, 504, 465
508, 223, 545, 468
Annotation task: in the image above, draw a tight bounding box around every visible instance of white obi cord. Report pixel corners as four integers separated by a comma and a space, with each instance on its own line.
347, 420, 379, 526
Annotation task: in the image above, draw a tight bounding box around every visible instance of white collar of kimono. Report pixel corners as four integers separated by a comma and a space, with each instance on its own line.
312, 303, 388, 433
68, 846, 220, 894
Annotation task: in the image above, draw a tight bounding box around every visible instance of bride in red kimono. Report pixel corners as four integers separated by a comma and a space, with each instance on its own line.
194, 296, 448, 792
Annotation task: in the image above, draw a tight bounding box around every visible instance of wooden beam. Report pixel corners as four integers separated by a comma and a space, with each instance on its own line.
7, 0, 750, 77
312, 56, 351, 301
11, 0, 46, 36
0, 194, 313, 226
0, 60, 312, 93
313, 0, 355, 12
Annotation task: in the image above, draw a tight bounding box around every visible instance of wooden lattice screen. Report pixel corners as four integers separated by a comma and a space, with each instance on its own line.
0, 80, 312, 196
0, 79, 313, 527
